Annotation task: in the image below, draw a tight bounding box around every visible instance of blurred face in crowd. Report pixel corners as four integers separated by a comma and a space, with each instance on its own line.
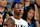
4, 22, 8, 27
4, 22, 14, 27
27, 9, 34, 20
0, 0, 7, 7
14, 3, 24, 16
25, 0, 30, 7
8, 8, 11, 12
4, 18, 15, 27
0, 14, 3, 25
35, 0, 40, 6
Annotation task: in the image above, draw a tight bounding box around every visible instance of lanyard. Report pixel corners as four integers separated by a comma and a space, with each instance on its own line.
24, 6, 27, 9
2, 11, 5, 16
26, 21, 31, 27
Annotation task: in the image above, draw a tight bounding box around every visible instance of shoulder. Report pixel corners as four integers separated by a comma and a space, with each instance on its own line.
20, 18, 28, 26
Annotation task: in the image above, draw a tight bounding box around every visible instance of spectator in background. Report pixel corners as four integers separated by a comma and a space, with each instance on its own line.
22, 7, 39, 27
6, 0, 14, 12
0, 13, 3, 27
0, 0, 13, 27
30, 0, 35, 4
22, 7, 35, 27
24, 0, 30, 10
6, 2, 12, 12
0, 0, 13, 20
35, 0, 40, 7
4, 17, 15, 27
7, 8, 11, 12
30, 0, 40, 25
0, 0, 7, 16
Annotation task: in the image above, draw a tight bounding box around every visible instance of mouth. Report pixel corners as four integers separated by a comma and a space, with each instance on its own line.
19, 12, 22, 14
29, 16, 32, 18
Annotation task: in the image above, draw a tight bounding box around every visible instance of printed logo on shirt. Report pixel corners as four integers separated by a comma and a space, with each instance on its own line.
15, 24, 27, 27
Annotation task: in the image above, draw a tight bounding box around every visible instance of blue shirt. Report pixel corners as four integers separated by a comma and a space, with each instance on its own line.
24, 6, 27, 9
27, 21, 36, 27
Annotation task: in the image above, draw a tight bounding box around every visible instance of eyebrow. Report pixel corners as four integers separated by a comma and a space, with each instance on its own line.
4, 24, 8, 26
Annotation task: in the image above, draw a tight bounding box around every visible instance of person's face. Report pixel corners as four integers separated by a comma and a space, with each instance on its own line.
35, 0, 40, 6
0, 14, 3, 25
4, 19, 15, 27
14, 3, 24, 15
27, 9, 34, 20
4, 22, 14, 27
25, 0, 30, 7
4, 23, 8, 27
8, 8, 11, 12
0, 0, 7, 7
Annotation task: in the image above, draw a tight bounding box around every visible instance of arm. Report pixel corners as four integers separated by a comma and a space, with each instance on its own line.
34, 4, 39, 27
36, 21, 39, 27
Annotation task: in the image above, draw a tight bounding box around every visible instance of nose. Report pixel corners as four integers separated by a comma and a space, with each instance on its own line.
19, 10, 21, 11
31, 14, 33, 16
19, 8, 22, 11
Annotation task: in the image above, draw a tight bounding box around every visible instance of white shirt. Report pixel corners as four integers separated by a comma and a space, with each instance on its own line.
10, 16, 28, 27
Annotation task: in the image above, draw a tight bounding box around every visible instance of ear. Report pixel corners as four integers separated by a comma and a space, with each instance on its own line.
12, 8, 14, 11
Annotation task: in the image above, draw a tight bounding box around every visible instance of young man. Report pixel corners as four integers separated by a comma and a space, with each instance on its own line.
11, 2, 28, 27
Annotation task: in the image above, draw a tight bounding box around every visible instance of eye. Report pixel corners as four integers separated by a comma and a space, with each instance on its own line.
4, 24, 8, 26
29, 12, 31, 14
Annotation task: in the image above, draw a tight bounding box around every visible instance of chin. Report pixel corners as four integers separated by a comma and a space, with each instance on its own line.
0, 23, 2, 25
2, 5, 6, 7
19, 13, 22, 15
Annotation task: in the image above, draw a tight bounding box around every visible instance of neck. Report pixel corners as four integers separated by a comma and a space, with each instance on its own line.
0, 7, 4, 13
26, 18, 31, 25
14, 13, 21, 20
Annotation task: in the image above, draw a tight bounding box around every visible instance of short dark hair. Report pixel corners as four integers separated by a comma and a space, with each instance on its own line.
11, 2, 23, 9
4, 17, 15, 24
